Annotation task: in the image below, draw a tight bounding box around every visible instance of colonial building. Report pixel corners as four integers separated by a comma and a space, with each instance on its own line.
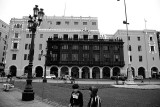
115, 30, 160, 78
0, 19, 9, 73
45, 36, 124, 79
5, 16, 124, 78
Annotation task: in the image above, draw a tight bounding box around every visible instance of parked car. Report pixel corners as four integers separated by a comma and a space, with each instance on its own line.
134, 75, 143, 80
42, 74, 56, 79
16, 73, 28, 79
111, 75, 127, 81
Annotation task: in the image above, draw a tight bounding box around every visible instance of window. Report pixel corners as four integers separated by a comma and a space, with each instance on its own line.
83, 22, 87, 25
73, 34, 78, 40
65, 21, 69, 25
38, 54, 41, 60
130, 55, 132, 62
137, 37, 140, 41
150, 37, 153, 41
128, 45, 131, 51
103, 46, 109, 51
138, 45, 142, 51
26, 34, 29, 38
151, 46, 154, 52
15, 33, 19, 38
74, 22, 78, 25
92, 22, 96, 25
93, 54, 100, 61
72, 45, 78, 50
13, 43, 18, 49
54, 34, 58, 39
72, 54, 78, 61
40, 34, 43, 38
56, 21, 61, 25
62, 45, 68, 50
93, 45, 99, 50
12, 54, 17, 60
83, 35, 88, 40
104, 54, 110, 62
39, 44, 42, 50
83, 53, 89, 61
24, 54, 28, 60
114, 55, 120, 62
93, 35, 98, 40
83, 45, 89, 50
114, 46, 119, 51
51, 54, 57, 61
53, 45, 58, 49
62, 54, 68, 61
25, 44, 28, 50
63, 34, 68, 40
139, 56, 142, 62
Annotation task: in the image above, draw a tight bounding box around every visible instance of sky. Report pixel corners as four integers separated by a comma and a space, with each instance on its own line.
0, 0, 160, 34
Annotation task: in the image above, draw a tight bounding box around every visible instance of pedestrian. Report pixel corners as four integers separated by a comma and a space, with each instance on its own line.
69, 84, 83, 107
88, 86, 101, 107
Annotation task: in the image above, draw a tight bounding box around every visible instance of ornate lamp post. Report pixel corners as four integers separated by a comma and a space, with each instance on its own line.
22, 5, 44, 101
117, 0, 134, 83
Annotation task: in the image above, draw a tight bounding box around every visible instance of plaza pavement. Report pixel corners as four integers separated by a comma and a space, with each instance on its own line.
0, 77, 160, 107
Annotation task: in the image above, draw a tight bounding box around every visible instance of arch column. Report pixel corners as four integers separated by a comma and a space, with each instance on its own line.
100, 68, 103, 79
110, 68, 113, 77
69, 67, 71, 76
79, 68, 82, 79
58, 68, 61, 78
89, 67, 92, 79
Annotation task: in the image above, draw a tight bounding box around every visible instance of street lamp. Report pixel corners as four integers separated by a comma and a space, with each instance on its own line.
41, 48, 47, 83
117, 0, 134, 83
22, 5, 44, 101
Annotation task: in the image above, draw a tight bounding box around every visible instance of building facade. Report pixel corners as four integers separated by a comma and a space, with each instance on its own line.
0, 19, 9, 73
115, 30, 160, 78
5, 16, 125, 78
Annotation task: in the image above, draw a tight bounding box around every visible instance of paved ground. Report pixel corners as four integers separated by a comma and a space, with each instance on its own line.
0, 77, 160, 107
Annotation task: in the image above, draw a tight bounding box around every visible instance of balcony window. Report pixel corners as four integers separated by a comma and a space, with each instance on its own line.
93, 54, 100, 62
73, 34, 78, 40
62, 45, 68, 50
103, 46, 109, 51
72, 45, 78, 50
63, 34, 68, 40
83, 45, 89, 50
62, 54, 68, 61
83, 53, 89, 61
83, 35, 88, 40
93, 45, 99, 50
72, 54, 78, 61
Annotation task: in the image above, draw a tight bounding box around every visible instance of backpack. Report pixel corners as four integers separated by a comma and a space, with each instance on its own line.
89, 95, 101, 107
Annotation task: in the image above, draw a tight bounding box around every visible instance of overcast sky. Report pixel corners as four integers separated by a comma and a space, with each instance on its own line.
0, 0, 160, 34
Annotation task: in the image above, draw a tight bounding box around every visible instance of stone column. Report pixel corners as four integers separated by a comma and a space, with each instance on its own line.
110, 68, 113, 77
89, 67, 92, 79
100, 68, 103, 79
79, 68, 82, 79
58, 67, 61, 78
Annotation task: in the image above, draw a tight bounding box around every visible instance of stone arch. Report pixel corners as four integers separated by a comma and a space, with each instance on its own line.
113, 67, 120, 76
50, 66, 58, 77
103, 67, 110, 79
9, 65, 17, 76
92, 67, 100, 79
61, 66, 69, 76
82, 67, 90, 79
138, 67, 145, 78
151, 67, 158, 78
71, 67, 79, 79
35, 66, 43, 77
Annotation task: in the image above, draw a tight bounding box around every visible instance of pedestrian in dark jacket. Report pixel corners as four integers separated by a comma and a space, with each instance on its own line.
88, 86, 101, 107
69, 84, 83, 107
